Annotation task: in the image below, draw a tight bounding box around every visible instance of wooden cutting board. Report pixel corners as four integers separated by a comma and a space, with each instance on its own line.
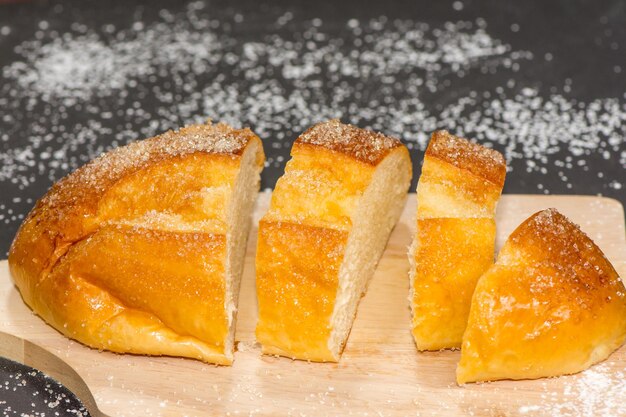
1, 193, 625, 417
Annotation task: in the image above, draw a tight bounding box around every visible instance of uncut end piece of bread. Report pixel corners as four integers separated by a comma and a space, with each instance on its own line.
457, 209, 626, 384
8, 122, 265, 365
409, 131, 506, 351
255, 119, 412, 362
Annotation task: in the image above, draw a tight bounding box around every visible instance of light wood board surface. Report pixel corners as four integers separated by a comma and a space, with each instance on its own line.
1, 193, 625, 417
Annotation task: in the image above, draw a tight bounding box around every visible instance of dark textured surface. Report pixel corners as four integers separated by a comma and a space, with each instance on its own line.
0, 0, 624, 259
0, 356, 88, 416
0, 0, 624, 414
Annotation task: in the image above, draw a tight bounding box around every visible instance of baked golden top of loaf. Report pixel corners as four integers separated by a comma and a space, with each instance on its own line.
501, 208, 614, 272
265, 120, 406, 231
11, 122, 262, 277
426, 130, 506, 188
497, 209, 623, 310
9, 122, 264, 364
457, 208, 626, 383
297, 119, 404, 165
500, 208, 623, 319
37, 122, 259, 219
418, 131, 506, 219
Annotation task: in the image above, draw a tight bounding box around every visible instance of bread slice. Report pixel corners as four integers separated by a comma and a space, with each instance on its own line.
457, 209, 626, 383
255, 119, 412, 361
8, 122, 265, 365
409, 131, 506, 350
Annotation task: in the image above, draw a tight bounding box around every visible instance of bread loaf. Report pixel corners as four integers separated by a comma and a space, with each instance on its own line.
457, 209, 626, 383
8, 122, 265, 365
255, 119, 412, 361
409, 131, 506, 350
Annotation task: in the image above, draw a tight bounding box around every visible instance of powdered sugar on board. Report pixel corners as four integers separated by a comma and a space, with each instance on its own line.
515, 362, 626, 417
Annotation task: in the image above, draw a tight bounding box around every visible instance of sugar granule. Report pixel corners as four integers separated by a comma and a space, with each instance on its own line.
0, 2, 623, 238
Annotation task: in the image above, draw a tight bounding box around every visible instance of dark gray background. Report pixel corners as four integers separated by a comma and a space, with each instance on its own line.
0, 0, 624, 415
1, 0, 625, 258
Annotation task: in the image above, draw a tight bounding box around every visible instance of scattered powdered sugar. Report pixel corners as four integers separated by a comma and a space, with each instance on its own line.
4, 22, 224, 106
7, 34, 148, 104
517, 363, 626, 416
1, 4, 550, 238
440, 88, 626, 177
1, 2, 623, 228
558, 363, 626, 416
0, 7, 526, 176
185, 18, 532, 146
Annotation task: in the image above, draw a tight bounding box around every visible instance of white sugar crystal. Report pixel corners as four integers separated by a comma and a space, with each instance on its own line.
0, 3, 623, 253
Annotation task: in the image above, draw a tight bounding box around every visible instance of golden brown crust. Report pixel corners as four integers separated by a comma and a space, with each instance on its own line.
255, 220, 347, 361
417, 156, 504, 218
411, 218, 496, 350
11, 123, 261, 287
33, 122, 256, 223
296, 119, 404, 165
502, 208, 617, 274
30, 224, 231, 364
457, 209, 626, 383
416, 132, 506, 220
8, 122, 264, 364
263, 143, 376, 230
426, 130, 506, 188
500, 209, 622, 314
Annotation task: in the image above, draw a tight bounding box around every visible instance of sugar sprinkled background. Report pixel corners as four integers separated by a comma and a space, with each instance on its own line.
0, 0, 624, 414
1, 0, 625, 258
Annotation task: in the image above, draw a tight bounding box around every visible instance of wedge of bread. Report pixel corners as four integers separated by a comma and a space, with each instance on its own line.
409, 131, 506, 350
255, 119, 412, 361
457, 209, 626, 383
8, 122, 265, 365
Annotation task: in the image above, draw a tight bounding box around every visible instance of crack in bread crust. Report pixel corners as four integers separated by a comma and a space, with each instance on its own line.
8, 122, 265, 364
